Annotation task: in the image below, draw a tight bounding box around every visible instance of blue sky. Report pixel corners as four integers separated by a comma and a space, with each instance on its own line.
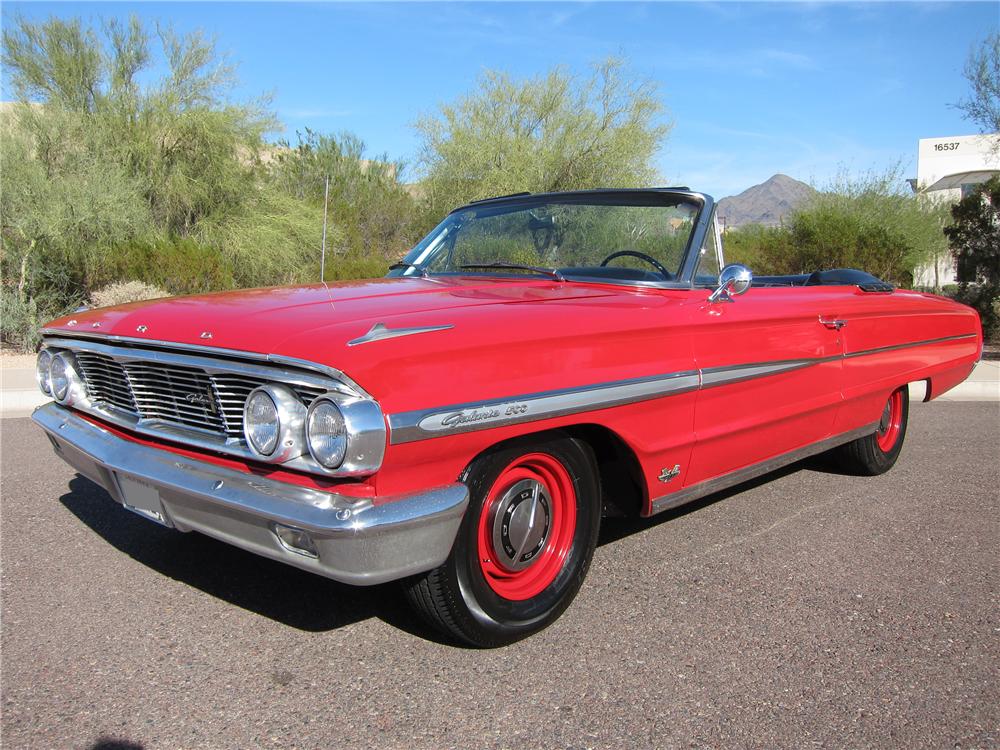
3, 2, 997, 197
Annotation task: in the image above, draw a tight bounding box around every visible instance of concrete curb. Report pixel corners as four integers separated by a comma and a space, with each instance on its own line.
3, 362, 997, 419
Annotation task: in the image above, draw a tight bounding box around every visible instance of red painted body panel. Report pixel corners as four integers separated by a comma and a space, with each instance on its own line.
45, 278, 982, 514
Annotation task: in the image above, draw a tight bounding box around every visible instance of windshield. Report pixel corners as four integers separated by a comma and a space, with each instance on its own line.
391, 194, 703, 285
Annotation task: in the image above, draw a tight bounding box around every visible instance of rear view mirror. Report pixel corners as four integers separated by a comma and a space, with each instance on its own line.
708, 264, 753, 303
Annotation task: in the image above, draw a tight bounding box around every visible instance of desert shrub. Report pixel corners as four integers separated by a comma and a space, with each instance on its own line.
90, 281, 170, 309
323, 254, 392, 282
722, 166, 949, 287
109, 238, 235, 294
0, 285, 85, 352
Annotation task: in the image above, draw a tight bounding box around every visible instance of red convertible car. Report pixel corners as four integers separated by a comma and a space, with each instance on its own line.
32, 189, 982, 646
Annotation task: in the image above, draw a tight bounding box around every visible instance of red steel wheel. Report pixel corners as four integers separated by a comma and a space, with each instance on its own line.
476, 453, 577, 601
404, 432, 601, 647
876, 388, 905, 452
833, 386, 909, 476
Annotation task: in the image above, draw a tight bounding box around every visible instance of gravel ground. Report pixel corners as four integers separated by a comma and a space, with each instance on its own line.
2, 402, 998, 749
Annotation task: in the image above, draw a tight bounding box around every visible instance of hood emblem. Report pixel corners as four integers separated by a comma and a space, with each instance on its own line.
348, 322, 454, 347
67, 320, 78, 327
200, 331, 213, 339
136, 325, 148, 333
91, 322, 101, 328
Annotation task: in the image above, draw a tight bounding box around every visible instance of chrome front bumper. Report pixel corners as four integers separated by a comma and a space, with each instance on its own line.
32, 403, 469, 586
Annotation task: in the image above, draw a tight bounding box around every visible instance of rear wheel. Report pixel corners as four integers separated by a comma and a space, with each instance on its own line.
835, 386, 909, 475
405, 433, 601, 647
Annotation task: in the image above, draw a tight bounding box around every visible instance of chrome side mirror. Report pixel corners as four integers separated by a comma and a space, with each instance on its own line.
708, 264, 753, 303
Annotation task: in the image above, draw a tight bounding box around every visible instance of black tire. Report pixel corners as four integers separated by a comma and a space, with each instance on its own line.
834, 386, 909, 476
404, 432, 601, 647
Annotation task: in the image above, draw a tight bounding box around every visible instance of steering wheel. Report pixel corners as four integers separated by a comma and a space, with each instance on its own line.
599, 250, 672, 280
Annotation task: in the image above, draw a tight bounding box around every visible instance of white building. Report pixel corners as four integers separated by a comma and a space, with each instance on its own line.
911, 133, 1000, 288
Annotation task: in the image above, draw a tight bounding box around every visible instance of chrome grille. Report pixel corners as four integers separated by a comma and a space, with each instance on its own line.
126, 362, 226, 434
75, 352, 136, 412
71, 352, 328, 441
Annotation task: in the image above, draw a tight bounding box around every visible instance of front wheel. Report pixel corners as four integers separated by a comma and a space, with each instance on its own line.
834, 386, 909, 475
404, 433, 601, 647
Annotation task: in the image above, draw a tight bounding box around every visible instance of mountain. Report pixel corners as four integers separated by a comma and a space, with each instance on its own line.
717, 174, 815, 229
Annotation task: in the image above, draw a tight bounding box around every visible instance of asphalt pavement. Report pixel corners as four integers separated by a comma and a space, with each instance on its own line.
2, 402, 998, 749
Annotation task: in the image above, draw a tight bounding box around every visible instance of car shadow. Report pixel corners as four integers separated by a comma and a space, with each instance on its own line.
60, 453, 846, 642
58, 476, 447, 643
88, 739, 144, 750
598, 454, 840, 546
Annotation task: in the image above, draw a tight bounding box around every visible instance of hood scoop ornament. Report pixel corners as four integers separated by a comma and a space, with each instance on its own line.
348, 322, 453, 347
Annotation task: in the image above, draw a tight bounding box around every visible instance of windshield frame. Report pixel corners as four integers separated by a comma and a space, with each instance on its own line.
390, 189, 718, 290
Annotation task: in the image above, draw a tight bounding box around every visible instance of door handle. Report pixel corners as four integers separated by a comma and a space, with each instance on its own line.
819, 317, 847, 330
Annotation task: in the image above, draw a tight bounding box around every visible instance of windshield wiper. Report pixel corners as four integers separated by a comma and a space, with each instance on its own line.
459, 262, 565, 282
388, 261, 429, 278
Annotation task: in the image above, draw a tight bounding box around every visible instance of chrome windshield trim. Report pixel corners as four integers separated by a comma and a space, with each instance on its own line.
387, 331, 978, 444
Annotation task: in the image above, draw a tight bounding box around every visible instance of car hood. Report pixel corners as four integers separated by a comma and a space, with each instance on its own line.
44, 276, 694, 409
44, 277, 619, 352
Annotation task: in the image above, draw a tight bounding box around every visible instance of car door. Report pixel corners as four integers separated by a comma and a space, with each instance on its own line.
684, 284, 846, 488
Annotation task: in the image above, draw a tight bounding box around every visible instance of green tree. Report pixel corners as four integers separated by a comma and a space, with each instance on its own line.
269, 129, 418, 267
414, 58, 670, 216
944, 176, 1000, 338
954, 31, 1000, 136
1, 15, 329, 348
723, 165, 951, 287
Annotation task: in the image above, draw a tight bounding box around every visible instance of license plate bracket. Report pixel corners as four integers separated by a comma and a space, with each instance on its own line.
115, 473, 171, 526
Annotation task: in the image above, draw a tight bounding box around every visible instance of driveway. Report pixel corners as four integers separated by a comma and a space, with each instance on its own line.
1, 402, 997, 749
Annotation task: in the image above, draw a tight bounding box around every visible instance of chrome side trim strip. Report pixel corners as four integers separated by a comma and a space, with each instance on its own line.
386, 331, 977, 444
843, 333, 977, 358
699, 357, 836, 388
388, 371, 701, 445
648, 422, 879, 516
347, 322, 454, 347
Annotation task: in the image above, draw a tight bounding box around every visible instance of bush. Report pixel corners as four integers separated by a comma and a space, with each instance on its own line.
0, 285, 84, 352
722, 166, 949, 287
90, 281, 170, 309
108, 238, 235, 295
323, 254, 392, 282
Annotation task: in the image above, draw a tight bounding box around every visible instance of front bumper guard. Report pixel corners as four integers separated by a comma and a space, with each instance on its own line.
32, 403, 468, 586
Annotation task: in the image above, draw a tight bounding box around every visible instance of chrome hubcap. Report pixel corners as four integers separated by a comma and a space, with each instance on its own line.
491, 479, 551, 571
879, 400, 892, 434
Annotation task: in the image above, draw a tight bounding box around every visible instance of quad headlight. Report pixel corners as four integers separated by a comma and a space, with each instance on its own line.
36, 349, 53, 395
243, 385, 386, 476
306, 397, 348, 468
48, 352, 86, 405
243, 384, 307, 462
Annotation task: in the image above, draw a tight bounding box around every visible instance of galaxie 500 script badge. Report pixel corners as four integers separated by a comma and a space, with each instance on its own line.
419, 402, 530, 433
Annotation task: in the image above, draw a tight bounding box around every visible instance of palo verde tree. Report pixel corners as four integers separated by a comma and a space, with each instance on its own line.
268, 128, 418, 268
0, 15, 332, 348
954, 31, 1000, 136
414, 58, 670, 217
